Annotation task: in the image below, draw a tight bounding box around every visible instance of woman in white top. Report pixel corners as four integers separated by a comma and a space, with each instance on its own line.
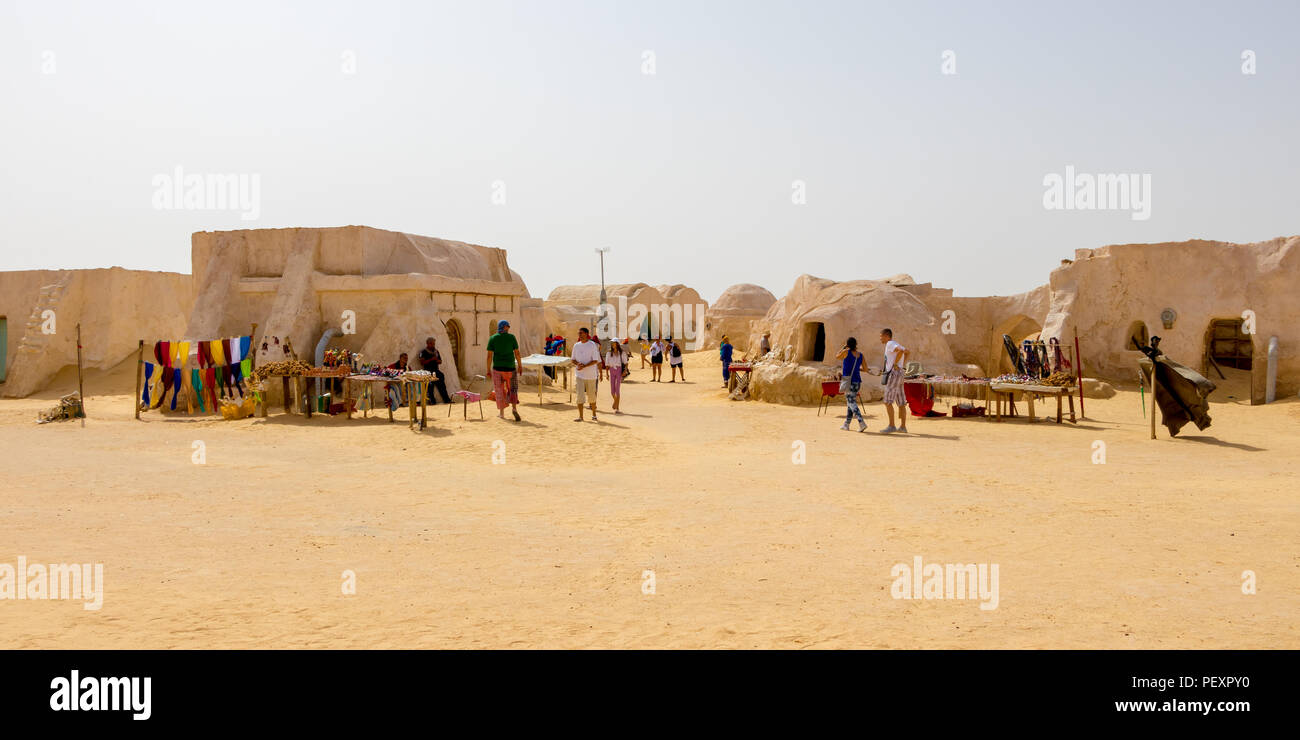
604, 339, 627, 413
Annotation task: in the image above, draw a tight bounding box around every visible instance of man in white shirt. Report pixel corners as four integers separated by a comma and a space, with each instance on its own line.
879, 328, 909, 434
571, 327, 602, 422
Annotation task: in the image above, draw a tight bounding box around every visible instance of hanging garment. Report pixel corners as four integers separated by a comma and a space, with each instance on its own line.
1049, 337, 1070, 373
239, 335, 252, 361
221, 338, 234, 366
154, 342, 166, 367
211, 339, 226, 366
1137, 339, 1216, 436
1002, 335, 1024, 374
227, 337, 241, 365
170, 368, 183, 410
1021, 340, 1038, 376
204, 367, 218, 409
142, 362, 157, 407
175, 341, 191, 370
191, 368, 206, 413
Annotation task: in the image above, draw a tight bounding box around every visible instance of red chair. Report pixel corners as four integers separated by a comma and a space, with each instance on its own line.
817, 380, 842, 415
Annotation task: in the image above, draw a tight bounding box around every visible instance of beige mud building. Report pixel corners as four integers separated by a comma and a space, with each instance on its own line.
186, 226, 544, 397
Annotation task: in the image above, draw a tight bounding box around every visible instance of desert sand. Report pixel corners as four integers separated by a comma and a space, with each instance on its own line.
1, 353, 1295, 649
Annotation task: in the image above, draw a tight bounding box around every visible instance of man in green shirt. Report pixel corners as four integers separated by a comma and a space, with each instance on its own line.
486, 319, 523, 421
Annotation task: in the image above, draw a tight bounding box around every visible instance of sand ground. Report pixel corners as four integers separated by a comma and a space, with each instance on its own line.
1, 352, 1296, 649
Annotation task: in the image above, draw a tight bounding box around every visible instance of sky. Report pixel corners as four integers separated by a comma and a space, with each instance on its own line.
1, 0, 1296, 303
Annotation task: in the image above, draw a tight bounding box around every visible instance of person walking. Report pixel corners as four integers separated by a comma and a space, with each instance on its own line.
668, 337, 685, 382
835, 338, 868, 432
486, 319, 522, 421
418, 337, 452, 405
571, 327, 601, 421
648, 336, 665, 381
604, 337, 627, 414
879, 328, 909, 434
719, 335, 734, 388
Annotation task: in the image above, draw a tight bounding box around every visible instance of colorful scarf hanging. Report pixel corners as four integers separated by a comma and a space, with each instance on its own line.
239, 335, 251, 360
170, 368, 183, 410
154, 342, 166, 367
204, 367, 218, 409
211, 339, 225, 367
142, 362, 157, 407
191, 368, 206, 413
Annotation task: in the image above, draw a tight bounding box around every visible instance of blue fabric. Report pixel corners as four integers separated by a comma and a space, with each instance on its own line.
842, 352, 863, 383
720, 343, 733, 363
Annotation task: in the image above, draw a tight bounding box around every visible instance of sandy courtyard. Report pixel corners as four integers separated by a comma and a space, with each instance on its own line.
1, 352, 1296, 649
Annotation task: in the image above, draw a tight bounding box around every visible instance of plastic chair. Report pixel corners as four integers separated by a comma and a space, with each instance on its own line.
449, 374, 485, 420
817, 380, 842, 416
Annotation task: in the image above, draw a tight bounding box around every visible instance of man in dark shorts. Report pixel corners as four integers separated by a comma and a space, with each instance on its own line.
649, 336, 665, 382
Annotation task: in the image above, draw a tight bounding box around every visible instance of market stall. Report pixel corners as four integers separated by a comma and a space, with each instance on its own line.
520, 354, 573, 405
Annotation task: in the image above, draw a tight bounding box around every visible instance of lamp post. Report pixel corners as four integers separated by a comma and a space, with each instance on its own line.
595, 247, 610, 342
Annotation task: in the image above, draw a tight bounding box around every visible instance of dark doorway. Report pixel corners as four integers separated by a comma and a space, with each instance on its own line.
803, 322, 826, 361
1205, 318, 1252, 371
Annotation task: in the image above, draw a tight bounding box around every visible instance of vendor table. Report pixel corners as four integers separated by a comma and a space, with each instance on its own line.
520, 354, 573, 405
989, 382, 1076, 424
344, 374, 400, 422
726, 362, 754, 393
904, 378, 993, 420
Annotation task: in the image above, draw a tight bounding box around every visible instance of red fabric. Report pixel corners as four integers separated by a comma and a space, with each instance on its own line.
904, 382, 934, 417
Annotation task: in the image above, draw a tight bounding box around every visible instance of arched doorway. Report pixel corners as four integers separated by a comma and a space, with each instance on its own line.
1203, 317, 1253, 400
1126, 320, 1150, 351
990, 314, 1043, 374
802, 322, 826, 361
445, 319, 465, 380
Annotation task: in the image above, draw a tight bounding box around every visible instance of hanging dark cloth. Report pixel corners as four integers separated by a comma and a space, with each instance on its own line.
1137, 336, 1216, 436
1002, 334, 1024, 374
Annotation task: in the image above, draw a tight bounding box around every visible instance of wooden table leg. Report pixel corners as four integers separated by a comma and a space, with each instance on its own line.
1056, 392, 1062, 423
345, 378, 353, 419
1068, 393, 1076, 423
1027, 393, 1035, 421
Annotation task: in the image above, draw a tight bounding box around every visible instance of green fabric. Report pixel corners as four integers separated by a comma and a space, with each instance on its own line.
487, 331, 519, 370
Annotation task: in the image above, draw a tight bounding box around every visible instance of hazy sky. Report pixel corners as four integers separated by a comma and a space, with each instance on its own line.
2, 0, 1296, 302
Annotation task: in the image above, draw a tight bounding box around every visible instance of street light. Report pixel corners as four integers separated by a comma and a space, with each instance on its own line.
595, 248, 610, 341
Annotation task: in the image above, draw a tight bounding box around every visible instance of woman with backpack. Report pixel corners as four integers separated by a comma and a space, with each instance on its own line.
834, 337, 867, 432
668, 337, 686, 382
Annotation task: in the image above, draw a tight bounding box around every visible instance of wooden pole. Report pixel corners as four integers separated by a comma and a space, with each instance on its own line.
76, 323, 85, 426
134, 340, 144, 420
1149, 358, 1157, 440
1073, 327, 1085, 419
